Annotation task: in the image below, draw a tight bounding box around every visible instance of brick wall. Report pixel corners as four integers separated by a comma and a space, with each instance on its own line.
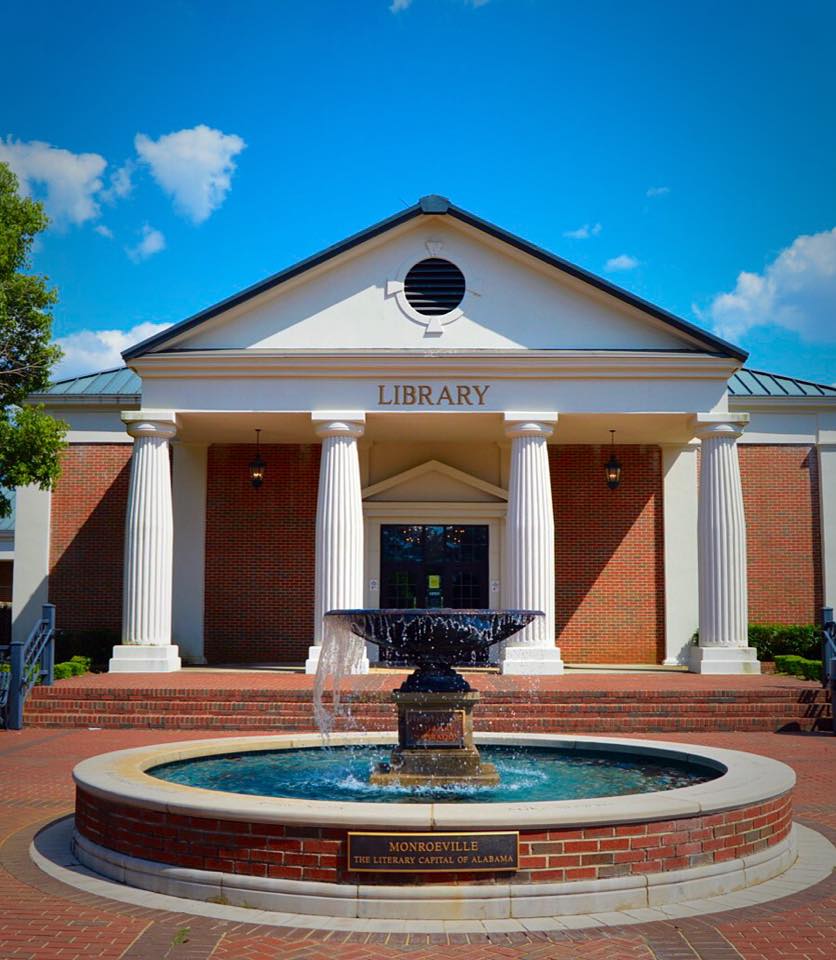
49, 444, 132, 633
75, 786, 792, 886
551, 445, 664, 664
204, 444, 319, 664
739, 445, 822, 624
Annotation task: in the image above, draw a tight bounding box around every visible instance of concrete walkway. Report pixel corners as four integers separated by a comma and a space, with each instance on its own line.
0, 727, 834, 959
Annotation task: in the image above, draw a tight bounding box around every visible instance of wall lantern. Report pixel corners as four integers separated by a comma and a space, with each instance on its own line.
249, 429, 266, 489
605, 430, 622, 490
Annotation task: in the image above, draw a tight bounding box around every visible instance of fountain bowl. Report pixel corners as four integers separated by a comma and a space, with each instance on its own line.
327, 608, 541, 691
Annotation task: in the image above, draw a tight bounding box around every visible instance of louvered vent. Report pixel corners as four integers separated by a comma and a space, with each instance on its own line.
404, 258, 466, 316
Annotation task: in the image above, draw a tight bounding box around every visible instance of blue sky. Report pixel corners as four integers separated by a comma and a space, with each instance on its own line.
2, 0, 834, 382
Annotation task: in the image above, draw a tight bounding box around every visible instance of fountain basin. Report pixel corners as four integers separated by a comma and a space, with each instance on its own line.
72, 733, 796, 920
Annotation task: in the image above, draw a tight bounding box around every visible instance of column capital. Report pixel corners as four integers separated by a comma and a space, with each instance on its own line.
312, 411, 366, 440
122, 409, 178, 440
504, 411, 558, 439
691, 412, 749, 440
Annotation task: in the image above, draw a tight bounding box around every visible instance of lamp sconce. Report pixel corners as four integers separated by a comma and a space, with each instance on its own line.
249, 428, 266, 489
605, 430, 622, 490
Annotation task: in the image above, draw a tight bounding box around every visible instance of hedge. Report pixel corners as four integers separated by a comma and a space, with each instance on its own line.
747, 624, 821, 661
53, 655, 92, 681
692, 624, 821, 661
773, 654, 822, 682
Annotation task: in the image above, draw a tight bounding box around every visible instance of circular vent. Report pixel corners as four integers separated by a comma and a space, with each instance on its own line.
404, 258, 465, 316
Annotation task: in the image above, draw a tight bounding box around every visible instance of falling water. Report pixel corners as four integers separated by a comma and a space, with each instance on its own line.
312, 614, 367, 738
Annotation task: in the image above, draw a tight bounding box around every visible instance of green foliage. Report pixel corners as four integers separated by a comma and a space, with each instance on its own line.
691, 623, 822, 661
53, 655, 92, 681
748, 624, 821, 661
773, 654, 822, 682
0, 161, 67, 517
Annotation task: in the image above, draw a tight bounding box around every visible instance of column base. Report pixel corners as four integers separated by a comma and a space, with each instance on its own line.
689, 646, 761, 675
304, 645, 370, 675
501, 645, 564, 676
109, 645, 182, 673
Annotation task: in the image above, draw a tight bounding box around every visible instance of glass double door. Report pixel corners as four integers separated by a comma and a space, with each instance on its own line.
379, 524, 490, 665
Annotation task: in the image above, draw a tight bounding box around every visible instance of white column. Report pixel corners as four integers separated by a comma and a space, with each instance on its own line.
689, 413, 760, 674
500, 412, 564, 675
306, 412, 367, 674
661, 444, 699, 664
109, 410, 181, 673
172, 443, 207, 665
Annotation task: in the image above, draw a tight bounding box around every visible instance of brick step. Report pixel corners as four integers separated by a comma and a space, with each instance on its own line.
26, 694, 830, 713
22, 711, 829, 732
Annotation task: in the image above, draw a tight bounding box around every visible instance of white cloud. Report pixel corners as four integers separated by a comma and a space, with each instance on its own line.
605, 254, 640, 272
646, 186, 670, 198
94, 225, 114, 239
55, 321, 172, 378
135, 125, 246, 224
0, 137, 106, 226
390, 0, 412, 9
126, 224, 166, 262
100, 160, 134, 204
708, 227, 836, 343
563, 222, 602, 240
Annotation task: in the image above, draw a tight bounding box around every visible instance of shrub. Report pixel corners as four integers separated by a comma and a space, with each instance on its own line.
692, 624, 822, 661
773, 654, 822, 682
53, 655, 92, 680
747, 624, 821, 662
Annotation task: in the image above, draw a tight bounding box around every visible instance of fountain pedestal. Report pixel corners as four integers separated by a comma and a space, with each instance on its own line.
324, 608, 540, 789
371, 690, 499, 787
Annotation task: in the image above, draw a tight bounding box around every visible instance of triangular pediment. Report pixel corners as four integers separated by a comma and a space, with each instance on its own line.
363, 460, 508, 503
124, 197, 746, 361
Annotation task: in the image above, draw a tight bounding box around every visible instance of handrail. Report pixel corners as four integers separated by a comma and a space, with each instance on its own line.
1, 603, 55, 730
823, 607, 835, 737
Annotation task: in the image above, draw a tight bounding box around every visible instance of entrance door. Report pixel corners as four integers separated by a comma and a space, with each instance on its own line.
379, 524, 490, 664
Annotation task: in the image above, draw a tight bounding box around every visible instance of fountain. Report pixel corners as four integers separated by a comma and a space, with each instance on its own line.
65, 606, 801, 922
323, 608, 540, 787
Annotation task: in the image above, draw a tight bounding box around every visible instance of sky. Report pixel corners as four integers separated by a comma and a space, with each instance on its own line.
1, 0, 834, 383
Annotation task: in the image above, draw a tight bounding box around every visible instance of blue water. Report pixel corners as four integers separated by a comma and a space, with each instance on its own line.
150, 746, 720, 803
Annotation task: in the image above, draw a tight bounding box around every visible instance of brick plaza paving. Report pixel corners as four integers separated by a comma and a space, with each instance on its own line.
0, 713, 833, 957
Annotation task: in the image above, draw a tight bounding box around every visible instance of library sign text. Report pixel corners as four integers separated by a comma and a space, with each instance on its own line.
377, 384, 490, 407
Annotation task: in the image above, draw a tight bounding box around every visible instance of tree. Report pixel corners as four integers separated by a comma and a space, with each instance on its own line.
0, 161, 66, 518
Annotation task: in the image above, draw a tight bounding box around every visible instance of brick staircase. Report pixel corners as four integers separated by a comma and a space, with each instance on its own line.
23, 684, 831, 733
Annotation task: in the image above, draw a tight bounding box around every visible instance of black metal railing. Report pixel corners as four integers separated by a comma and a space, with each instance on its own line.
0, 603, 55, 730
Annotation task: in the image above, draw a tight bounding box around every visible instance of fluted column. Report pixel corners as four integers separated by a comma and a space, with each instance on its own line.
690, 413, 760, 674
500, 413, 564, 675
306, 413, 368, 674
109, 410, 181, 673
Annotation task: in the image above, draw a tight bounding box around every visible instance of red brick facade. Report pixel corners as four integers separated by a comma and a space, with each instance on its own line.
46, 441, 823, 663
75, 785, 792, 886
738, 445, 822, 625
551, 445, 665, 664
49, 444, 132, 633
204, 444, 320, 664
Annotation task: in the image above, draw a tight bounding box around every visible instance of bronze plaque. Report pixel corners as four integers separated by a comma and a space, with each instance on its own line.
403, 709, 465, 748
347, 831, 519, 872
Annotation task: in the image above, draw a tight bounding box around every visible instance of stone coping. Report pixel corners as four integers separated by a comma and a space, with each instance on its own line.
72, 732, 795, 831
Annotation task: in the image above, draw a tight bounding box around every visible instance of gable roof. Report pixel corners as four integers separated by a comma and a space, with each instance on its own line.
122, 195, 748, 362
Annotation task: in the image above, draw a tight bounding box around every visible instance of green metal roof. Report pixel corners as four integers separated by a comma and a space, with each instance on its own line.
728, 368, 836, 398
37, 367, 141, 398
